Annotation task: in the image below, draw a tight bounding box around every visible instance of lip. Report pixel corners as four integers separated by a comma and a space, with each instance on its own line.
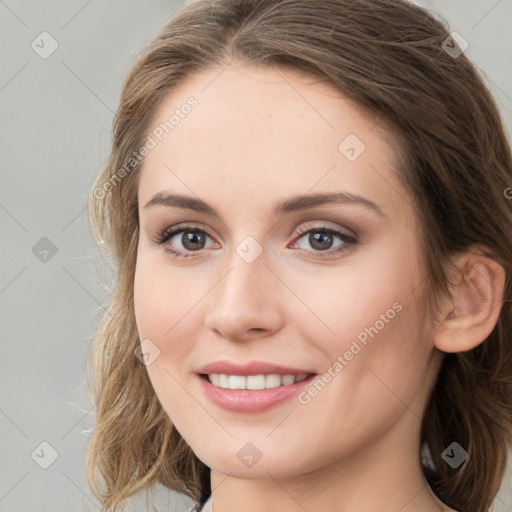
195, 360, 318, 413
197, 374, 317, 413
196, 360, 316, 376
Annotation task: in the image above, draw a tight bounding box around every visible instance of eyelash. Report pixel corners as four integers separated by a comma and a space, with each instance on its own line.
152, 222, 358, 259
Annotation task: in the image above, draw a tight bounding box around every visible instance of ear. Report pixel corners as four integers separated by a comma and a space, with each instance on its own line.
433, 244, 506, 353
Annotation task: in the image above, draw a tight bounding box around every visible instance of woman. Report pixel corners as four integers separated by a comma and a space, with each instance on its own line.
85, 1, 512, 511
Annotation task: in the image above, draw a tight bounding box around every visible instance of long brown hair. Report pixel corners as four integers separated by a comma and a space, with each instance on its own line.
85, 1, 512, 510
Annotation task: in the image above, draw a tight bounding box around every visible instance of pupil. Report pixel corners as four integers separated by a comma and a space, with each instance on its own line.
183, 231, 204, 250
311, 231, 332, 250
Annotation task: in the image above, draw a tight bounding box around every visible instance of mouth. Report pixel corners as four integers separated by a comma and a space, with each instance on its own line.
197, 372, 318, 413
195, 360, 318, 412
199, 372, 316, 390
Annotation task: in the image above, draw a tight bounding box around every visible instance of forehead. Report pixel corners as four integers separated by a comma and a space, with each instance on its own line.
138, 63, 407, 218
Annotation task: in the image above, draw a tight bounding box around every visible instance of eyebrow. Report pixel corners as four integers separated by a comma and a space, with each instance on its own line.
143, 191, 386, 219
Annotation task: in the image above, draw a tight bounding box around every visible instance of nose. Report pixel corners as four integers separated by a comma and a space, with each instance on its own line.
204, 246, 284, 342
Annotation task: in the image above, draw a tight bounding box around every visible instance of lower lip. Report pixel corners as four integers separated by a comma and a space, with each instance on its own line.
196, 374, 317, 413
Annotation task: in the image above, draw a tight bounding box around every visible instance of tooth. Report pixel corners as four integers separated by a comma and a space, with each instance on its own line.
281, 374, 295, 386
208, 373, 311, 389
228, 375, 246, 390
265, 374, 282, 389
247, 375, 266, 390
218, 374, 229, 388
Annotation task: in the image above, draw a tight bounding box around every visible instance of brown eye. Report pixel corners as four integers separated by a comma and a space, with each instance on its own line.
179, 230, 207, 251
292, 224, 358, 258
153, 224, 216, 258
307, 230, 335, 251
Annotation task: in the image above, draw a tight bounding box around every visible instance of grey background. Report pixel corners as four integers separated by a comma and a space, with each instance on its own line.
0, 1, 511, 511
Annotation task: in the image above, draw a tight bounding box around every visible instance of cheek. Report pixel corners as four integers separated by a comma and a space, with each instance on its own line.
315, 295, 430, 432
133, 257, 199, 428
133, 251, 189, 340
291, 254, 427, 407
285, 261, 411, 353
133, 253, 205, 382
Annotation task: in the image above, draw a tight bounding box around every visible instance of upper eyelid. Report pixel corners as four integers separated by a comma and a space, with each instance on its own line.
296, 220, 355, 236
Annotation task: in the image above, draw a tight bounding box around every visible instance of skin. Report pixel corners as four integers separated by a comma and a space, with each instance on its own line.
133, 62, 505, 512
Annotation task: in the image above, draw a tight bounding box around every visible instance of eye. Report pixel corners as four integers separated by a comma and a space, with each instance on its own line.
291, 222, 357, 257
152, 223, 217, 258
152, 221, 358, 259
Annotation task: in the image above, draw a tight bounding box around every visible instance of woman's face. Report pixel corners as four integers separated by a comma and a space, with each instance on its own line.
134, 63, 443, 479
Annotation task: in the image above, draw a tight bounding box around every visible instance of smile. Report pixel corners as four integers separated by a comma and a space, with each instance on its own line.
202, 373, 310, 390
197, 372, 318, 413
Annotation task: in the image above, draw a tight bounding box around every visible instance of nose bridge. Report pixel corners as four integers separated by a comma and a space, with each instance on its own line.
205, 238, 282, 339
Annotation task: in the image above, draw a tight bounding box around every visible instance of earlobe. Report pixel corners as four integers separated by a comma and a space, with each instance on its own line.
433, 247, 506, 354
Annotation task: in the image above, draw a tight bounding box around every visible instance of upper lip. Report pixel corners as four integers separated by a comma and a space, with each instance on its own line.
196, 360, 317, 376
